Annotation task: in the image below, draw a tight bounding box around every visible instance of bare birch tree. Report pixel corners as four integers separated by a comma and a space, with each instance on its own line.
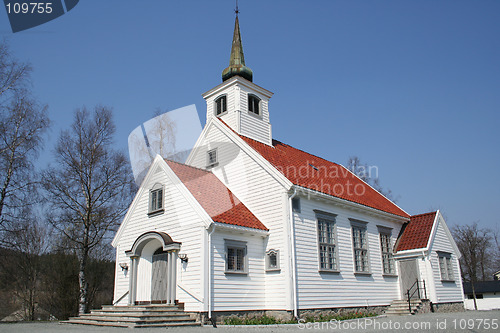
42, 106, 134, 314
0, 41, 49, 242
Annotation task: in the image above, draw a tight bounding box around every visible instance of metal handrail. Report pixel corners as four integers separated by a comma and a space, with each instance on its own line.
113, 290, 129, 306
406, 279, 427, 313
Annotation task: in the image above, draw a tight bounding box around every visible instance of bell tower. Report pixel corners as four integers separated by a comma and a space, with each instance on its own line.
202, 8, 273, 146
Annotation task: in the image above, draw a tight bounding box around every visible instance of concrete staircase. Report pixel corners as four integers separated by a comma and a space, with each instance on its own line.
385, 299, 423, 316
63, 304, 201, 328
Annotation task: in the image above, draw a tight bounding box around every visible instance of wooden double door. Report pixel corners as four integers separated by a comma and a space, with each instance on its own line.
151, 251, 168, 302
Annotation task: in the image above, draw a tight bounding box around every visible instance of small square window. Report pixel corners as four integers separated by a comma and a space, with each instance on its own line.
149, 184, 164, 215
266, 249, 280, 272
225, 240, 247, 274
207, 148, 218, 168
292, 197, 301, 213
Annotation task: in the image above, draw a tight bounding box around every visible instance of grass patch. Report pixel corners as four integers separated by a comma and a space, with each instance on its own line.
222, 312, 377, 325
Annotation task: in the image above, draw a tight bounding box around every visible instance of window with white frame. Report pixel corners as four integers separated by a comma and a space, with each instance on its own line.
378, 226, 395, 275
215, 95, 227, 116
225, 240, 247, 274
316, 212, 338, 272
266, 249, 280, 271
207, 148, 218, 168
438, 252, 454, 281
248, 94, 260, 115
351, 220, 369, 273
149, 183, 164, 214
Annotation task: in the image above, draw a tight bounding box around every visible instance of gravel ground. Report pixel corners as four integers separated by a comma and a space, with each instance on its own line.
0, 310, 499, 333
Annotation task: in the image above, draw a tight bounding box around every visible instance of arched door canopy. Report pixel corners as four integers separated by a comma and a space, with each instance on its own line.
126, 231, 181, 257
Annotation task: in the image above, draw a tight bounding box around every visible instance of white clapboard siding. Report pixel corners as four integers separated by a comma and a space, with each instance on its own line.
211, 231, 266, 311
294, 197, 404, 309
238, 84, 271, 145
427, 216, 464, 304
113, 162, 205, 312
188, 124, 289, 310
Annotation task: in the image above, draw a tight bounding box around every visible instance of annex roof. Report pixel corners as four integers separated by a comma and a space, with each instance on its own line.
463, 281, 500, 294
238, 135, 409, 218
166, 160, 268, 231
395, 211, 437, 252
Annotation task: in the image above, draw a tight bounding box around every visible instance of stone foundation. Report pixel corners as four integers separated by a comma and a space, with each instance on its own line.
430, 301, 464, 313
299, 306, 386, 321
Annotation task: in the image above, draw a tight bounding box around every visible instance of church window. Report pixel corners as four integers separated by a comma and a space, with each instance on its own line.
378, 227, 395, 275
215, 95, 227, 116
248, 94, 260, 115
225, 240, 247, 274
438, 252, 454, 281
149, 183, 164, 214
316, 211, 339, 272
351, 219, 370, 274
207, 148, 218, 168
266, 249, 280, 271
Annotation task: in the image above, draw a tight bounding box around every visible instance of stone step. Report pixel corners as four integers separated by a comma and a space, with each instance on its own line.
385, 299, 422, 316
78, 314, 193, 322
101, 305, 182, 311
63, 318, 201, 328
88, 310, 188, 316
62, 304, 201, 328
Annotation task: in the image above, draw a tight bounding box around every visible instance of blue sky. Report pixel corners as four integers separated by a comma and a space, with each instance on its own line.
2, 0, 499, 230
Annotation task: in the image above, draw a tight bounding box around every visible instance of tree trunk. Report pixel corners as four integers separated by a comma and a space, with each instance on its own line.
78, 249, 89, 315
471, 281, 478, 310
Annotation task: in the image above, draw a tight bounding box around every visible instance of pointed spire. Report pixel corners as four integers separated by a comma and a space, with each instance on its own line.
222, 12, 253, 82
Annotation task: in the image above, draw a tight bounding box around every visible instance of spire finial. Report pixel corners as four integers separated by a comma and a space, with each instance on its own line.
221, 3, 253, 82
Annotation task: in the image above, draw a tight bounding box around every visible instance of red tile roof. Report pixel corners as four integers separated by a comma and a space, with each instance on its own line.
238, 135, 409, 218
166, 160, 268, 231
395, 211, 437, 252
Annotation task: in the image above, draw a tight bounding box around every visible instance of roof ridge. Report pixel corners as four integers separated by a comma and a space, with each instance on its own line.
165, 159, 211, 174
411, 211, 438, 218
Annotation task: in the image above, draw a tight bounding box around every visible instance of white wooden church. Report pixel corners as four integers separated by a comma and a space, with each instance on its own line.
111, 14, 464, 321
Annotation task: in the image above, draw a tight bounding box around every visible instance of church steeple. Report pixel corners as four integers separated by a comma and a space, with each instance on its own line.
221, 12, 253, 82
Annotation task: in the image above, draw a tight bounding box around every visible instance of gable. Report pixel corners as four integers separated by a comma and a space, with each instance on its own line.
395, 211, 437, 252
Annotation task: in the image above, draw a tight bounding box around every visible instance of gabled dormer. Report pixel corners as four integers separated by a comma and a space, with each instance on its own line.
202, 15, 273, 146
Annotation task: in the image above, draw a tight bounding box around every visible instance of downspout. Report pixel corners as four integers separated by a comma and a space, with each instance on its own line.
207, 224, 216, 326
288, 187, 299, 320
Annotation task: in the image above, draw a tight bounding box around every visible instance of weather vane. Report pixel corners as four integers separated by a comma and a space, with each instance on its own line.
235, 0, 239, 16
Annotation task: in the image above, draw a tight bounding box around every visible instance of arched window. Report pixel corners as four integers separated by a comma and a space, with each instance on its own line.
215, 95, 227, 116
248, 94, 260, 115
266, 249, 280, 271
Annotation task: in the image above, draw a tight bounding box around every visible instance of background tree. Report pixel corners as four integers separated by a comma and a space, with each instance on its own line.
0, 41, 49, 242
0, 217, 50, 320
42, 106, 135, 314
451, 222, 496, 310
346, 156, 398, 202
128, 108, 181, 185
